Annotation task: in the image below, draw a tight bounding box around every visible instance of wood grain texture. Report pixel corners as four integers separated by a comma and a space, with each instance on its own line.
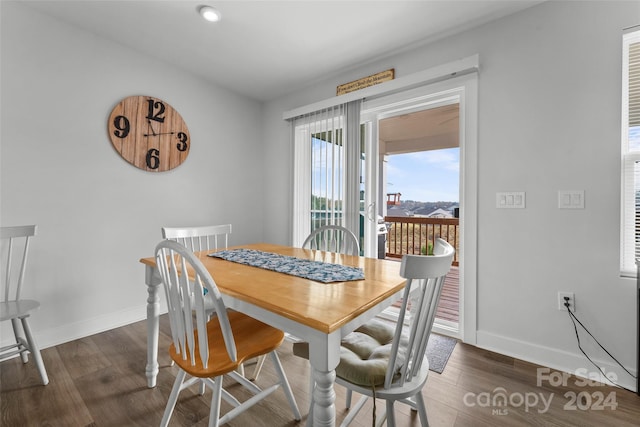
2, 315, 638, 426
141, 243, 408, 334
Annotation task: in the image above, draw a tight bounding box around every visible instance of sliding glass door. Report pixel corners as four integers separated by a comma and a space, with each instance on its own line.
292, 102, 362, 249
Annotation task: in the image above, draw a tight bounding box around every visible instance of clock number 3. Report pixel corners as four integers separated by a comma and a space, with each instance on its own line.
177, 132, 188, 152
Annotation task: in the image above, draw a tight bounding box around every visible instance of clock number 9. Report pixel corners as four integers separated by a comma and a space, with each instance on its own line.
146, 148, 160, 169
113, 115, 130, 138
176, 132, 188, 152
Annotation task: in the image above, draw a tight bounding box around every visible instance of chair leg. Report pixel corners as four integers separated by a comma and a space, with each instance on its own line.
345, 389, 352, 408
340, 395, 368, 427
269, 351, 301, 420
21, 317, 48, 385
413, 392, 429, 426
308, 367, 315, 406
251, 355, 266, 381
305, 397, 314, 427
208, 376, 223, 427
160, 370, 186, 427
10, 318, 28, 363
385, 400, 396, 427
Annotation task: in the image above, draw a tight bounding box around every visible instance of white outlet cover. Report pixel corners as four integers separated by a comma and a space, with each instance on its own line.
558, 190, 584, 209
496, 192, 525, 208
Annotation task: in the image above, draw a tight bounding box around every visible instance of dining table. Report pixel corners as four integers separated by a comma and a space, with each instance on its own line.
140, 242, 406, 427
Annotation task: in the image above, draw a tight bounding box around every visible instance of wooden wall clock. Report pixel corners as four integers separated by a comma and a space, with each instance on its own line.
107, 95, 190, 172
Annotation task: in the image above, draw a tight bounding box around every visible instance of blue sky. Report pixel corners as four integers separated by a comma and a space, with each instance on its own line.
386, 148, 460, 203
311, 138, 460, 203
629, 126, 640, 151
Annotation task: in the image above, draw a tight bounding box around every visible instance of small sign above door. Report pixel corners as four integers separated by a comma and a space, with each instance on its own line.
336, 69, 395, 96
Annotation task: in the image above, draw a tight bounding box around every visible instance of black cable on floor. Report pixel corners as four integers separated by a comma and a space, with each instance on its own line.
565, 303, 636, 393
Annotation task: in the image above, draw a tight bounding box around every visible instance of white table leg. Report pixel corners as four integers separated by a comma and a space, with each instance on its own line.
145, 265, 161, 388
309, 333, 341, 427
312, 368, 336, 427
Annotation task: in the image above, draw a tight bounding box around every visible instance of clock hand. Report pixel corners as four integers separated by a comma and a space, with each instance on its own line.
147, 120, 158, 136
143, 132, 175, 137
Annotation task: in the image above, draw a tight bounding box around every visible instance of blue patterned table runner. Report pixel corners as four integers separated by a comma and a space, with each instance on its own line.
209, 249, 364, 283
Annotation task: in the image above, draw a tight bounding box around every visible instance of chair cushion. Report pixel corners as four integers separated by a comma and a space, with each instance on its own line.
293, 318, 408, 387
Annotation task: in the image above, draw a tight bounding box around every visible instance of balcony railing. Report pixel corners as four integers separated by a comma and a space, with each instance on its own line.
384, 216, 459, 265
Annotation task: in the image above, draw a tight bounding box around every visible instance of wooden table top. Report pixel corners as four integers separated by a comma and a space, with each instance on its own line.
140, 243, 405, 334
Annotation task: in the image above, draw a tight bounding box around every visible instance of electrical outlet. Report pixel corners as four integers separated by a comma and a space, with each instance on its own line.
558, 292, 575, 312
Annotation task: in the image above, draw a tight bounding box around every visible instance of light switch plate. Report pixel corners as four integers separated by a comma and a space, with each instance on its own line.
558, 190, 584, 209
496, 192, 525, 208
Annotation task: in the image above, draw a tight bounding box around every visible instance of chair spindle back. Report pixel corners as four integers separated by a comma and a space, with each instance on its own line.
385, 238, 454, 390
155, 239, 236, 368
1, 225, 37, 303
162, 224, 231, 253
302, 225, 359, 256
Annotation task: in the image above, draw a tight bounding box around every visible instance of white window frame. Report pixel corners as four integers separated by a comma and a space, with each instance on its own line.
621, 29, 640, 277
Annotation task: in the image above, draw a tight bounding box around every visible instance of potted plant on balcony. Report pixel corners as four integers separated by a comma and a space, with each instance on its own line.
420, 242, 434, 256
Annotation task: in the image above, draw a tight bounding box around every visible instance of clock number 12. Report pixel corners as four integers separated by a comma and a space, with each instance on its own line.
146, 99, 165, 123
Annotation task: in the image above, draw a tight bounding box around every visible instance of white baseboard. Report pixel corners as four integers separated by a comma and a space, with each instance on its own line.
476, 330, 637, 393
1, 305, 165, 351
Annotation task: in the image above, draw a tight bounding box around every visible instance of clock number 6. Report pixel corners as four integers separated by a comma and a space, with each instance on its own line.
146, 99, 165, 123
177, 132, 188, 152
146, 148, 160, 169
113, 115, 130, 138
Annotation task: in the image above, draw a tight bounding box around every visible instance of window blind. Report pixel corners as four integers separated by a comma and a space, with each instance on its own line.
621, 31, 640, 276
630, 41, 640, 128
291, 100, 361, 246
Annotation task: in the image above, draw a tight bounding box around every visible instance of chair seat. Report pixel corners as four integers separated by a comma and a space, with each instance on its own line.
0, 299, 40, 321
171, 310, 284, 378
293, 318, 409, 387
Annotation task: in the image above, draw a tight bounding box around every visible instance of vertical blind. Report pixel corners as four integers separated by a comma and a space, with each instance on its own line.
290, 100, 362, 246
630, 40, 640, 127
621, 31, 640, 276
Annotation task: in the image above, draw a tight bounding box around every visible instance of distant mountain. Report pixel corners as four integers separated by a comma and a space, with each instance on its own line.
388, 200, 459, 217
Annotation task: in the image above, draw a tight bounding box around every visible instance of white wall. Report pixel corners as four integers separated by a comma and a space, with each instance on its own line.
263, 1, 639, 390
0, 2, 265, 347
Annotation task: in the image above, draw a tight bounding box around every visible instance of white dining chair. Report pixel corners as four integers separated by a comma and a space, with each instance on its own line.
252, 224, 361, 381
155, 239, 301, 427
162, 224, 259, 378
0, 225, 49, 385
294, 238, 455, 426
161, 224, 231, 252
302, 224, 360, 256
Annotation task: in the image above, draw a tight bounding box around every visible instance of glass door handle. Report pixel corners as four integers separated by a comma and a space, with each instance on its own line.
366, 203, 376, 221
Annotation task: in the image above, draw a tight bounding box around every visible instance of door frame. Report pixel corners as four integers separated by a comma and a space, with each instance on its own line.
360, 74, 478, 343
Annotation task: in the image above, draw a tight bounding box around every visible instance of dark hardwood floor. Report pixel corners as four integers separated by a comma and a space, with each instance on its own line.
1, 315, 639, 426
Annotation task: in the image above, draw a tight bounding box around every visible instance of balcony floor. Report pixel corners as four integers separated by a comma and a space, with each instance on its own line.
387, 259, 459, 324
436, 265, 459, 323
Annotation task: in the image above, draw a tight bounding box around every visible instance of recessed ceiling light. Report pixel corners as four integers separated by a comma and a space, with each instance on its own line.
198, 6, 221, 22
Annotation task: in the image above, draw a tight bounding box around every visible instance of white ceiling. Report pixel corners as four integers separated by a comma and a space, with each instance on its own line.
20, 0, 542, 102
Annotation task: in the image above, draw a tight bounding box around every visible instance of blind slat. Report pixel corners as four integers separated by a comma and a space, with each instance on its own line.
629, 41, 640, 127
